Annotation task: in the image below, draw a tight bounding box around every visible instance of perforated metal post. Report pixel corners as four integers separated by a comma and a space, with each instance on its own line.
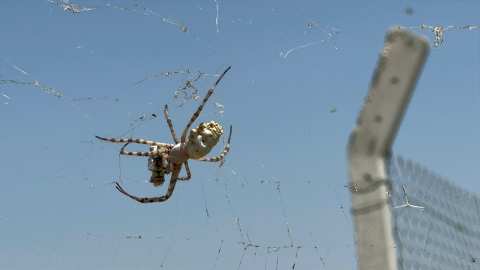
347, 28, 429, 270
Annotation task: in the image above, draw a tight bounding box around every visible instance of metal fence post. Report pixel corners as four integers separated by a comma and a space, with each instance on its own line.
347, 28, 429, 270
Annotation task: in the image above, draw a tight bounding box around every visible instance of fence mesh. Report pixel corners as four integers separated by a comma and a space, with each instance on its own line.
389, 155, 480, 270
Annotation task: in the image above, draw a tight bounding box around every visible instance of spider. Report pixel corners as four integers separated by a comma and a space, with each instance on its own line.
96, 66, 232, 203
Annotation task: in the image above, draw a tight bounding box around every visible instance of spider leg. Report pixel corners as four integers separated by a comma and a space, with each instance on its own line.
120, 151, 151, 156
164, 105, 180, 144
119, 143, 150, 156
115, 183, 141, 201
180, 66, 231, 143
120, 143, 130, 154
120, 143, 169, 157
95, 135, 174, 149
177, 161, 192, 181
195, 125, 232, 162
116, 163, 182, 203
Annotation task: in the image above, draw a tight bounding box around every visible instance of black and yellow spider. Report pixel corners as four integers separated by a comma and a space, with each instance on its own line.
96, 67, 232, 203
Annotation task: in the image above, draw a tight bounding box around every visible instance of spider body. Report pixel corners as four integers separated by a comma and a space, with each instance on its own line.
96, 67, 232, 203
169, 143, 189, 164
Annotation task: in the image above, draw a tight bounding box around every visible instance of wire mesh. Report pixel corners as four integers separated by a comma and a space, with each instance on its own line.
389, 155, 480, 270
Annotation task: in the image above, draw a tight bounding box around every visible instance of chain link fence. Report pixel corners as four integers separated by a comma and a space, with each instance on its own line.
389, 155, 480, 270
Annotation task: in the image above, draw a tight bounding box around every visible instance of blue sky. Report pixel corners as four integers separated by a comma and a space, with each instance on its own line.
0, 1, 478, 269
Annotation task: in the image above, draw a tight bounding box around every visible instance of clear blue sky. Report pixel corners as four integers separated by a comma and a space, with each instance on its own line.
1, 1, 478, 269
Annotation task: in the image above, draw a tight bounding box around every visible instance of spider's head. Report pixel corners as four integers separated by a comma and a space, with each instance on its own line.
185, 121, 223, 159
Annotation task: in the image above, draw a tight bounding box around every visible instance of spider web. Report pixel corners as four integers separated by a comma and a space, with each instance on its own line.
0, 1, 479, 270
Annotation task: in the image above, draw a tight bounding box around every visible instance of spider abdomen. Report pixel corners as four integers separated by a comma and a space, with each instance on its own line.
185, 121, 223, 159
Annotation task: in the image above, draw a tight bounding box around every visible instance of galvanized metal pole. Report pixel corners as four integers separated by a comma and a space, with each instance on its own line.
347, 28, 429, 270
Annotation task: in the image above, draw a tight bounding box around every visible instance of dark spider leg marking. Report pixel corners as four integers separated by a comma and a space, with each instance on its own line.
121, 151, 151, 156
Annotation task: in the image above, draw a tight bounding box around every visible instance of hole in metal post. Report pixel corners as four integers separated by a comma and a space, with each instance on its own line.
391, 77, 399, 85
406, 39, 414, 47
